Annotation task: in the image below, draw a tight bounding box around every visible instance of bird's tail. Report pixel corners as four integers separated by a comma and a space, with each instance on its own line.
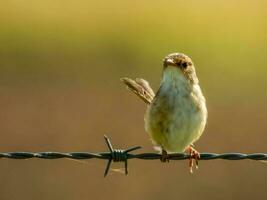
120, 77, 155, 105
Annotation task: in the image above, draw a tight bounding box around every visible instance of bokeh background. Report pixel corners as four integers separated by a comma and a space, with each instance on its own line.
0, 0, 266, 199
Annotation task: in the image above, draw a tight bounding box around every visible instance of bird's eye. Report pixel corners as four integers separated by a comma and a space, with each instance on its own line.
182, 62, 188, 68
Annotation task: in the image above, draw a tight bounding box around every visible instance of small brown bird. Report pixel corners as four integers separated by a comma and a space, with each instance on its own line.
121, 53, 207, 172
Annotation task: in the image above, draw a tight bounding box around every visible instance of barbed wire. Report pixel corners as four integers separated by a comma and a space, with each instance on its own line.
0, 135, 266, 176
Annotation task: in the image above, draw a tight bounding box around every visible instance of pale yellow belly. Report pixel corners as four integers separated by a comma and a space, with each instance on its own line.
145, 93, 206, 153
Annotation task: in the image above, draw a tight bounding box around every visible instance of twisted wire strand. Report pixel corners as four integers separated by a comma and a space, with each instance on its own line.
0, 135, 266, 176
0, 152, 266, 160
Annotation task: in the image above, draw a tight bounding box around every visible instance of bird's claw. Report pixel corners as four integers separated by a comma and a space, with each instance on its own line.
187, 146, 200, 173
160, 149, 170, 163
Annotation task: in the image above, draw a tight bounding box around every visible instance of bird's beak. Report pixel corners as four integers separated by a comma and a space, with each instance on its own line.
165, 58, 176, 66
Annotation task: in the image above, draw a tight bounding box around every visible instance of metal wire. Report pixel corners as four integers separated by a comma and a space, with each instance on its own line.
0, 135, 266, 176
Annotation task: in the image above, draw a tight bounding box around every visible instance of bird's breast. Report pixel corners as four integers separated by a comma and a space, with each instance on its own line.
145, 78, 207, 152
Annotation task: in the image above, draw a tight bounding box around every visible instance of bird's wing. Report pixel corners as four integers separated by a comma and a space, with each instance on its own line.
120, 77, 155, 105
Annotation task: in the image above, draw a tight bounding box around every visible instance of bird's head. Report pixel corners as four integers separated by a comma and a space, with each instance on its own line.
163, 53, 198, 84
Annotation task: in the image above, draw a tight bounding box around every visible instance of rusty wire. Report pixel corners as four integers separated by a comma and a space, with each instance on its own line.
0, 135, 266, 177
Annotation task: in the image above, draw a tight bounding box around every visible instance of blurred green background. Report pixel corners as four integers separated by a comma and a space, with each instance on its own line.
0, 0, 266, 199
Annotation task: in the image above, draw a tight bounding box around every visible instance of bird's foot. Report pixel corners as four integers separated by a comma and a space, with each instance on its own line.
160, 149, 170, 163
186, 145, 200, 173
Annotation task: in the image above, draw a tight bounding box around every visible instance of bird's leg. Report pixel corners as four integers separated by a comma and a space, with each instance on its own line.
160, 149, 170, 163
186, 145, 200, 173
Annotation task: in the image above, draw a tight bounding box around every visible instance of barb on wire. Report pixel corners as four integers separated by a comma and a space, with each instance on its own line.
103, 135, 141, 177
0, 135, 266, 176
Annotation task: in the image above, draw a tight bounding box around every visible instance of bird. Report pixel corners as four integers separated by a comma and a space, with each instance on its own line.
121, 53, 207, 172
